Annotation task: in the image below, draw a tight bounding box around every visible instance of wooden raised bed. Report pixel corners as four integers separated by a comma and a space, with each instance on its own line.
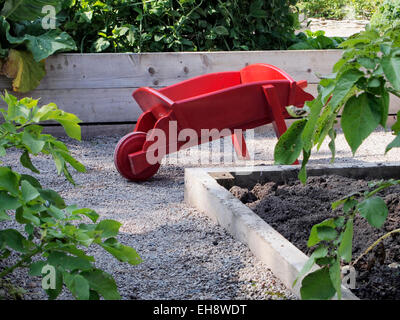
0, 51, 398, 137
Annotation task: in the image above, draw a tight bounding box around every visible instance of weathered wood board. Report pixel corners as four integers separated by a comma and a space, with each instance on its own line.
0, 51, 398, 137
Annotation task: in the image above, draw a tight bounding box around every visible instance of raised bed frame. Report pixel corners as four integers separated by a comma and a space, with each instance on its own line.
1, 51, 398, 137
184, 162, 400, 300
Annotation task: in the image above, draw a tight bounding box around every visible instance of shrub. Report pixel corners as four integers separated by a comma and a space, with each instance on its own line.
0, 92, 142, 299
61, 0, 299, 53
297, 0, 347, 19
298, 0, 382, 19
371, 0, 400, 29
351, 0, 383, 18
288, 30, 345, 50
0, 1, 76, 92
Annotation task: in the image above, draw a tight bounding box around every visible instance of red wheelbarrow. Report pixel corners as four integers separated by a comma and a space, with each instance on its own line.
114, 63, 314, 181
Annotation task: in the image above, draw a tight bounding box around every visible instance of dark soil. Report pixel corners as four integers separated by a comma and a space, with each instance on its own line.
229, 175, 400, 300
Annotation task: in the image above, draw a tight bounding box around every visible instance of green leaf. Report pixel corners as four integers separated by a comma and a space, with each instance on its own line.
214, 26, 229, 36
0, 166, 20, 196
39, 189, 66, 209
32, 102, 57, 122
328, 69, 364, 109
21, 180, 40, 202
22, 208, 41, 225
300, 267, 336, 300
0, 229, 27, 253
358, 196, 388, 228
29, 261, 47, 276
20, 151, 40, 173
343, 198, 358, 213
53, 245, 95, 262
329, 258, 342, 300
72, 208, 99, 223
381, 50, 400, 91
38, 108, 82, 140
1, 0, 60, 21
100, 238, 142, 265
95, 220, 122, 238
93, 38, 110, 52
20, 174, 42, 189
294, 246, 328, 286
22, 130, 45, 154
274, 119, 307, 165
64, 273, 90, 300
338, 219, 353, 263
55, 119, 81, 141
314, 109, 337, 150
357, 57, 376, 69
317, 226, 338, 241
338, 37, 370, 49
308, 219, 336, 247
58, 151, 86, 173
48, 205, 66, 219
7, 29, 77, 62
0, 191, 21, 210
380, 91, 389, 128
341, 93, 382, 155
386, 134, 400, 153
81, 269, 121, 300
328, 128, 336, 162
0, 210, 11, 221
298, 148, 310, 184
301, 99, 324, 152
47, 251, 93, 271
288, 42, 314, 50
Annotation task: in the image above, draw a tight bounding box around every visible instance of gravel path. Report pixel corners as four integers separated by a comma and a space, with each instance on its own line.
1, 127, 399, 300
302, 18, 369, 37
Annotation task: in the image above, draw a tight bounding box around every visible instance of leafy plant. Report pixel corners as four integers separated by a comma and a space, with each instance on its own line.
298, 0, 382, 19
274, 21, 400, 299
288, 30, 345, 50
0, 92, 142, 300
351, 0, 383, 19
60, 0, 299, 53
297, 0, 347, 19
0, 0, 76, 92
371, 0, 400, 29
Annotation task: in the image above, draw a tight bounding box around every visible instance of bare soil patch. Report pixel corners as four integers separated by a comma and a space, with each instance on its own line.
230, 175, 400, 300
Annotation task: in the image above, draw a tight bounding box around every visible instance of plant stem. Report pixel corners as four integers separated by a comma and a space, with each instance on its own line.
352, 228, 400, 267
0, 247, 41, 278
367, 180, 400, 198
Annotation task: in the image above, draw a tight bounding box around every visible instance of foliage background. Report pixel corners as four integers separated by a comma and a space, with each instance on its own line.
297, 0, 383, 19
60, 0, 299, 53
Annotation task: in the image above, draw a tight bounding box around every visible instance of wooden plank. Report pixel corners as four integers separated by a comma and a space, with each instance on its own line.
0, 51, 343, 90
0, 52, 397, 125
0, 84, 397, 125
0, 88, 142, 123
42, 114, 397, 139
42, 123, 134, 138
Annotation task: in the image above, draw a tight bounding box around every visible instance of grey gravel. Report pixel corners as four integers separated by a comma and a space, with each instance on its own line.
1, 126, 399, 300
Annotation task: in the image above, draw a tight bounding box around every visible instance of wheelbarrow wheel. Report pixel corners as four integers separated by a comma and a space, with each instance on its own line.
114, 131, 160, 181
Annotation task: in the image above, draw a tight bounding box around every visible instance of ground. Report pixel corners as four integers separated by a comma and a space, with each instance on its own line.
1, 126, 399, 300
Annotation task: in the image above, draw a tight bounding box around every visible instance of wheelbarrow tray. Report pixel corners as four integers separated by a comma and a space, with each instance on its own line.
115, 64, 314, 181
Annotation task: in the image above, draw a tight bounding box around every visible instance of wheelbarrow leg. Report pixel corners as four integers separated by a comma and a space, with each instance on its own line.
262, 84, 299, 165
232, 130, 250, 160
